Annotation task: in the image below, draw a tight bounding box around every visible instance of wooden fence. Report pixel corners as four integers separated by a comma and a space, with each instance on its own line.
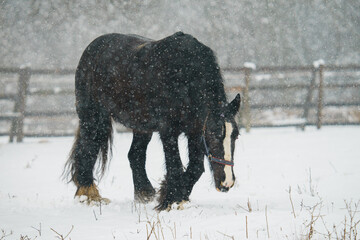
1, 64, 360, 142
223, 64, 360, 132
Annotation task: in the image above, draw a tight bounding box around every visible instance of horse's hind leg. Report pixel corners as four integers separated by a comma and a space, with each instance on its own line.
128, 130, 155, 203
66, 101, 112, 205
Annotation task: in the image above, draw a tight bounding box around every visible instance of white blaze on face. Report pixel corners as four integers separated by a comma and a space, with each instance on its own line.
222, 122, 235, 188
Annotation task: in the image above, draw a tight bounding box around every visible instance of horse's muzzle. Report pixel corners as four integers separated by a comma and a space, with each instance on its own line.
216, 180, 235, 192
216, 185, 230, 192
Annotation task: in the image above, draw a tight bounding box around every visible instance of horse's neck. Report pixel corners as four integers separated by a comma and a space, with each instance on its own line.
208, 99, 226, 115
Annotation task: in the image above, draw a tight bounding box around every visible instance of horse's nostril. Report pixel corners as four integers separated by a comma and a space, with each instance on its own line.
216, 185, 229, 192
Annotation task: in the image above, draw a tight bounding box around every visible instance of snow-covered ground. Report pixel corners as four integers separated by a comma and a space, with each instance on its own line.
0, 126, 359, 239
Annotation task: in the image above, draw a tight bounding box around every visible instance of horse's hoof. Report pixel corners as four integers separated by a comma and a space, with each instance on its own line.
76, 195, 111, 206
155, 200, 189, 211
154, 202, 171, 212
176, 200, 189, 210
134, 189, 156, 203
75, 184, 110, 206
155, 177, 190, 211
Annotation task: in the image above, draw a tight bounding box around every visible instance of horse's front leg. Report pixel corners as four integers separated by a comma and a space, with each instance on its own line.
181, 134, 205, 204
156, 131, 187, 211
128, 130, 155, 203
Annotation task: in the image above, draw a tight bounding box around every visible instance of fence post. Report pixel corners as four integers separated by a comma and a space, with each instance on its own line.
243, 66, 252, 132
301, 67, 317, 130
9, 67, 30, 142
316, 64, 324, 129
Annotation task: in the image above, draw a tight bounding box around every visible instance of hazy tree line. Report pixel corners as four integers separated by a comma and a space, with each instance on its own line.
0, 0, 359, 69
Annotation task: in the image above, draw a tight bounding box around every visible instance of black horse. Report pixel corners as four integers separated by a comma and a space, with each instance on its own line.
64, 32, 241, 211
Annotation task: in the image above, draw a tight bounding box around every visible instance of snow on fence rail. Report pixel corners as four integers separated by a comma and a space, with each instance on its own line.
0, 64, 360, 142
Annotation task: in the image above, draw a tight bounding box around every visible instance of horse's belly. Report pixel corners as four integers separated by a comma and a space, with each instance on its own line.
111, 102, 160, 132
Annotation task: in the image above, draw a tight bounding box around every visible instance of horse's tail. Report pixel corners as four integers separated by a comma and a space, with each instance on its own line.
63, 96, 113, 186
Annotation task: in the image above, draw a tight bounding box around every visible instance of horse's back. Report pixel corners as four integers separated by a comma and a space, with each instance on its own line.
78, 33, 151, 67
75, 32, 224, 132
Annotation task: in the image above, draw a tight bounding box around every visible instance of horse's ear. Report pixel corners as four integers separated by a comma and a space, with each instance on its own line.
227, 94, 241, 116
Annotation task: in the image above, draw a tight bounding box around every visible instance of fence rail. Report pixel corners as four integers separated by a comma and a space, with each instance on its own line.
1, 64, 360, 142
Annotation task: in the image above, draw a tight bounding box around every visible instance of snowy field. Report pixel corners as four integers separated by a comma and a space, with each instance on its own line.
0, 126, 359, 240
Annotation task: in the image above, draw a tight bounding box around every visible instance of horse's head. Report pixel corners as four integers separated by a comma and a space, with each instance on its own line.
203, 94, 241, 192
